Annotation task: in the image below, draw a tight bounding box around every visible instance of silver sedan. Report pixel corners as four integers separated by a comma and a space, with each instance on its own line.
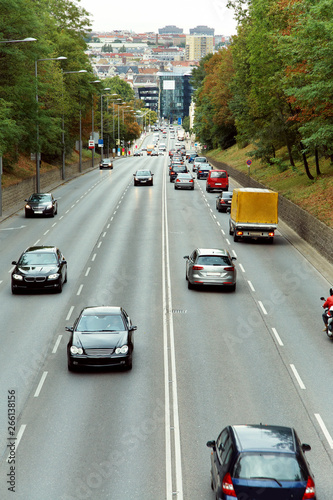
184, 248, 237, 291
174, 172, 194, 190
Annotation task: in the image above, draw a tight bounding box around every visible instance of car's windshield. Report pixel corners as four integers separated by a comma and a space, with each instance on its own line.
19, 253, 58, 265
29, 194, 51, 202
233, 453, 306, 481
137, 171, 151, 175
77, 314, 125, 332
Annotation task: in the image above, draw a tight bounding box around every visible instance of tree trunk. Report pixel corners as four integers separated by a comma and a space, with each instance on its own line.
314, 148, 321, 175
300, 142, 314, 180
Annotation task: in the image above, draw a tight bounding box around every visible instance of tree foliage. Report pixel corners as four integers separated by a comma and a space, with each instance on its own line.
194, 0, 333, 179
0, 0, 141, 169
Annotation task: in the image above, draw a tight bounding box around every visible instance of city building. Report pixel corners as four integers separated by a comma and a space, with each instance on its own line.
157, 69, 193, 123
185, 35, 214, 61
158, 25, 183, 34
189, 25, 215, 36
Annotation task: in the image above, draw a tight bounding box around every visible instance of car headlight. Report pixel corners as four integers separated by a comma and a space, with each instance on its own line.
12, 274, 23, 281
46, 203, 53, 209
70, 346, 83, 355
25, 204, 31, 209
115, 345, 129, 354
48, 273, 59, 280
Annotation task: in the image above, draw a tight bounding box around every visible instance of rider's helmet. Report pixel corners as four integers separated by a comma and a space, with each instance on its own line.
330, 287, 333, 296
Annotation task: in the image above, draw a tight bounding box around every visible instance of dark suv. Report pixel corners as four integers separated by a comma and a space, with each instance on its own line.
207, 424, 316, 499
169, 165, 187, 182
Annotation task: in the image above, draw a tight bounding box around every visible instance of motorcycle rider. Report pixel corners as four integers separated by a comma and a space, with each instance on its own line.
322, 288, 333, 331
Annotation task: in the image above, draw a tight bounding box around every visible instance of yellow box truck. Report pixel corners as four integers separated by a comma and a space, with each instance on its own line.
229, 188, 278, 243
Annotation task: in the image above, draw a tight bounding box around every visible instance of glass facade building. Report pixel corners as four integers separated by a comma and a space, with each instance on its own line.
157, 71, 193, 123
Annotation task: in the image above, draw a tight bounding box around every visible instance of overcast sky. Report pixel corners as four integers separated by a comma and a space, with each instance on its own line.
78, 0, 238, 36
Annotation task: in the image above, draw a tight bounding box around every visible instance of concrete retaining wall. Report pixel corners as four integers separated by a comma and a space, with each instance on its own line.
208, 157, 333, 264
2, 160, 94, 214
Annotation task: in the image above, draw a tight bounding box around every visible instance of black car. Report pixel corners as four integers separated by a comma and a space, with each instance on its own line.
197, 164, 213, 179
133, 170, 154, 186
25, 193, 57, 218
216, 191, 233, 212
11, 246, 67, 294
169, 165, 188, 182
66, 306, 137, 371
99, 158, 113, 169
207, 424, 316, 500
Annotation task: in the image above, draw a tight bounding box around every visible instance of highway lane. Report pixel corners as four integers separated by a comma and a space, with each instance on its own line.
0, 134, 332, 498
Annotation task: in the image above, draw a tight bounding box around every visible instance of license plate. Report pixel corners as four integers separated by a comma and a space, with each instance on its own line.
216, 183, 222, 186
141, 180, 147, 183
248, 231, 259, 236
34, 210, 43, 214
206, 272, 220, 276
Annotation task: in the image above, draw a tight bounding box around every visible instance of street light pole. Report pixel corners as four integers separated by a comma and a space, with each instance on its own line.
35, 56, 67, 193
100, 88, 110, 162
89, 80, 101, 169
61, 69, 87, 179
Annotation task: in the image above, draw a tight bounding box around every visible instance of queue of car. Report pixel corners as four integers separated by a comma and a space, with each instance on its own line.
11, 125, 317, 497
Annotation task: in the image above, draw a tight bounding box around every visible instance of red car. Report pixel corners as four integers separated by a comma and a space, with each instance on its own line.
206, 169, 229, 192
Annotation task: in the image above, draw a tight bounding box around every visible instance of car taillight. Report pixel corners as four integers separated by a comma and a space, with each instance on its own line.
222, 473, 237, 497
302, 476, 315, 499
224, 267, 234, 271
192, 265, 204, 270
268, 231, 275, 237
176, 179, 180, 182
189, 179, 193, 183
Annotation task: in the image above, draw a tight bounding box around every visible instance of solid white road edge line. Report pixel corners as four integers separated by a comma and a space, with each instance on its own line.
163, 152, 184, 500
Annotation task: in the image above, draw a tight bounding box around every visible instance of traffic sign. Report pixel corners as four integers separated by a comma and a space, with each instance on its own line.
246, 160, 252, 165
88, 140, 94, 149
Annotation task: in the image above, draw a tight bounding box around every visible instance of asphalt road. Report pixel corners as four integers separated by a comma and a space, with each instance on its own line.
0, 132, 332, 499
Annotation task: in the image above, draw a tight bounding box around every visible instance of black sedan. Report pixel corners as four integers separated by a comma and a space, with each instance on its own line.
207, 424, 316, 500
133, 170, 154, 186
169, 165, 188, 182
197, 164, 213, 179
66, 306, 137, 371
216, 191, 233, 212
25, 193, 57, 217
11, 246, 67, 294
99, 158, 113, 169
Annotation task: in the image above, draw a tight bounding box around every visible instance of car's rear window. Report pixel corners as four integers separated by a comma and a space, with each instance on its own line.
233, 453, 306, 481
197, 255, 231, 266
196, 157, 207, 162
210, 171, 227, 178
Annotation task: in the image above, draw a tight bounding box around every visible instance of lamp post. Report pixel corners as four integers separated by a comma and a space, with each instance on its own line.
100, 88, 110, 162
61, 70, 87, 179
0, 37, 37, 44
89, 80, 101, 169
0, 37, 36, 216
35, 56, 67, 193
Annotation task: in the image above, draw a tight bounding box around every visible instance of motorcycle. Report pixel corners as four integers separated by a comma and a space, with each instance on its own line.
320, 291, 333, 339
